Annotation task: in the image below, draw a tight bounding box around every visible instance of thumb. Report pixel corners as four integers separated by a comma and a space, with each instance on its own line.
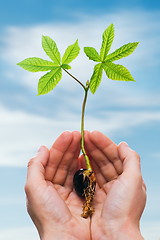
118, 142, 141, 179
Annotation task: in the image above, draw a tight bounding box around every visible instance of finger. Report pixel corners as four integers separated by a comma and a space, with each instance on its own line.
118, 142, 142, 180
89, 131, 123, 174
92, 161, 107, 188
85, 131, 119, 182
45, 131, 73, 181
26, 146, 49, 190
53, 131, 81, 187
63, 148, 81, 188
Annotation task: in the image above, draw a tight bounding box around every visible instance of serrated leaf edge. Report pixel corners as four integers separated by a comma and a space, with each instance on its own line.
90, 63, 103, 94
100, 24, 114, 61
37, 67, 62, 95
84, 47, 101, 62
62, 40, 80, 64
17, 57, 58, 72
42, 35, 61, 65
102, 62, 135, 82
104, 42, 139, 62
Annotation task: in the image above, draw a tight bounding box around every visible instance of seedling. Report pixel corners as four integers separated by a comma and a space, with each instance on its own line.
17, 24, 139, 218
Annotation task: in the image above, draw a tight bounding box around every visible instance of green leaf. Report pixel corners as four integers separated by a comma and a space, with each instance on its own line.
84, 47, 101, 62
42, 36, 61, 65
38, 67, 62, 95
90, 63, 103, 94
102, 62, 135, 81
100, 24, 114, 61
62, 40, 80, 64
105, 42, 139, 62
61, 64, 71, 69
17, 57, 57, 72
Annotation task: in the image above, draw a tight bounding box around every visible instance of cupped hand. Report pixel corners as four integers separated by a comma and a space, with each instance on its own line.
25, 131, 90, 240
84, 131, 146, 240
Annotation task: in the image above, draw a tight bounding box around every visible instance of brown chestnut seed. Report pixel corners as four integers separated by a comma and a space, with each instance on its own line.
73, 169, 96, 218
73, 169, 88, 198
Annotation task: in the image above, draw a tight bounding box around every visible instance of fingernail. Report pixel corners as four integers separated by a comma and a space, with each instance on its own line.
38, 145, 44, 152
119, 141, 129, 147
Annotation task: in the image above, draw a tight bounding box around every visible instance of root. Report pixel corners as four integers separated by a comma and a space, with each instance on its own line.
81, 170, 96, 218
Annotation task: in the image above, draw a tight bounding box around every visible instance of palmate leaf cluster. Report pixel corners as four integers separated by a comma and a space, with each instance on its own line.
84, 24, 139, 93
17, 24, 139, 95
17, 37, 80, 95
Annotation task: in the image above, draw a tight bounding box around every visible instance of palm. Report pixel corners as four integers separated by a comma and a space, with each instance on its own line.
46, 182, 86, 219
43, 131, 90, 239
90, 178, 125, 238
84, 131, 146, 240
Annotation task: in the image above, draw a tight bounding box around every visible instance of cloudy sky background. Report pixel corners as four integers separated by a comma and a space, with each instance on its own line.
0, 0, 160, 239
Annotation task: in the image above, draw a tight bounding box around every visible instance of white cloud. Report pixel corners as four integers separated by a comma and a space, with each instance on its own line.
1, 9, 160, 106
1, 9, 160, 165
152, 152, 160, 159
141, 221, 160, 240
1, 104, 160, 167
0, 196, 24, 205
0, 105, 79, 167
2, 9, 160, 67
0, 227, 38, 240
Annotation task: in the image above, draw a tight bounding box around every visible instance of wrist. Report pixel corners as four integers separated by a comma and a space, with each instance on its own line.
94, 220, 144, 240
108, 226, 143, 240
40, 231, 79, 240
36, 218, 89, 240
39, 224, 80, 240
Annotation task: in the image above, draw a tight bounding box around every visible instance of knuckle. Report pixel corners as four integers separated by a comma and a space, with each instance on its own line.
134, 173, 144, 187
27, 157, 36, 168
24, 183, 30, 195
131, 150, 141, 165
132, 150, 140, 160
142, 180, 147, 192
136, 172, 143, 181
24, 182, 34, 197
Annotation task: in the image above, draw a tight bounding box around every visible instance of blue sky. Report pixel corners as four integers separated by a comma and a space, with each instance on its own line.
0, 0, 160, 239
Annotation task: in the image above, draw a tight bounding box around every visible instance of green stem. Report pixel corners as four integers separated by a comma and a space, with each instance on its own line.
63, 69, 86, 90
63, 68, 92, 170
81, 86, 92, 170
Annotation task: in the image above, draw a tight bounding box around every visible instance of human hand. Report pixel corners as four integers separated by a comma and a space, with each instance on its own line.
84, 131, 146, 240
25, 131, 90, 240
